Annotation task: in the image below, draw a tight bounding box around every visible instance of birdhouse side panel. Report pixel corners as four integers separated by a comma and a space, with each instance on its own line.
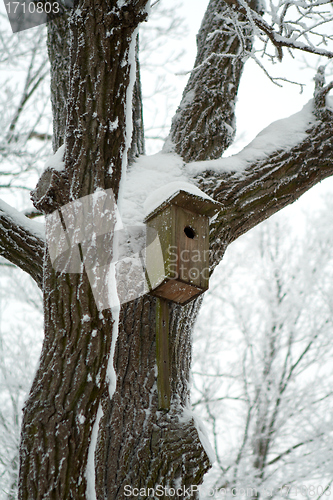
145, 206, 173, 289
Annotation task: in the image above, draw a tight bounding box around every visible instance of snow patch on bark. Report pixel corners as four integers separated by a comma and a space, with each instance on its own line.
107, 270, 120, 397
180, 407, 216, 465
44, 144, 65, 172
186, 99, 318, 176
117, 27, 139, 214
109, 117, 119, 132
106, 209, 124, 394
85, 403, 103, 500
85, 263, 121, 496
0, 199, 45, 240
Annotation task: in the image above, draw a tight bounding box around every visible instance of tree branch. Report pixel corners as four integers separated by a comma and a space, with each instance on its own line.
223, 0, 333, 61
193, 103, 333, 266
167, 0, 253, 162
266, 437, 319, 466
0, 200, 44, 288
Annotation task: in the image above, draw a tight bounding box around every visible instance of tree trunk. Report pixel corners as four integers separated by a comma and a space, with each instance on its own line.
19, 1, 213, 498
96, 296, 210, 499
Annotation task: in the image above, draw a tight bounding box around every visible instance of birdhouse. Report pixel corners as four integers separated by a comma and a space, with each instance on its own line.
144, 186, 221, 305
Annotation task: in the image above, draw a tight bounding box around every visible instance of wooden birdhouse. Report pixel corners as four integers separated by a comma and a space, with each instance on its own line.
144, 186, 221, 305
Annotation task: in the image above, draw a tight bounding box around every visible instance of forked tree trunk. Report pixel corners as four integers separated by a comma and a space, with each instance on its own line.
11, 0, 333, 498
19, 1, 222, 498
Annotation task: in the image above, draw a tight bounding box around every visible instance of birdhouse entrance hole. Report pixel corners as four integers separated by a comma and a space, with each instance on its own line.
184, 226, 195, 239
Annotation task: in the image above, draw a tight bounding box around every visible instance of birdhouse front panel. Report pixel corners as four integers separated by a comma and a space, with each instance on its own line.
145, 203, 210, 305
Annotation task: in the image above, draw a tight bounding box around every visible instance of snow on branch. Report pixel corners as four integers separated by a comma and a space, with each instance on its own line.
0, 199, 44, 288
125, 85, 332, 237
194, 104, 333, 251
186, 99, 318, 177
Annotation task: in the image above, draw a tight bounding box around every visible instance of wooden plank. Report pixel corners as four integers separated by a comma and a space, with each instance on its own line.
150, 279, 204, 305
156, 298, 170, 410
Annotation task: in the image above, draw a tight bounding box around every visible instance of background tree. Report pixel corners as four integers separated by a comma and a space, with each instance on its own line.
193, 199, 333, 498
0, 0, 332, 499
0, 17, 51, 200
0, 267, 43, 500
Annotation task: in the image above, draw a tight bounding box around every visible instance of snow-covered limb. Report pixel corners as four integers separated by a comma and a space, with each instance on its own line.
196, 109, 333, 258
167, 0, 333, 163
0, 200, 44, 288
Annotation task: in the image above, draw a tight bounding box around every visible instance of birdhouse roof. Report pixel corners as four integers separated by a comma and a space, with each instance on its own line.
144, 182, 222, 222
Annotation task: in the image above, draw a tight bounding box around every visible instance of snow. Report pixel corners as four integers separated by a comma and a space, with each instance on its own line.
143, 181, 215, 218
106, 222, 122, 397
77, 413, 85, 424
0, 198, 45, 240
122, 98, 319, 226
117, 26, 139, 215
121, 151, 188, 225
180, 406, 216, 465
85, 403, 103, 500
186, 99, 318, 176
43, 144, 65, 172
109, 117, 119, 132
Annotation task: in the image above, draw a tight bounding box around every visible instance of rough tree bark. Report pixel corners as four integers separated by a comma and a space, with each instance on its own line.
0, 0, 332, 498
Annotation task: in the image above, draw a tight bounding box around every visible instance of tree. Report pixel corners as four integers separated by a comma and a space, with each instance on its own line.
0, 4, 186, 498
0, 18, 51, 197
0, 0, 332, 498
0, 267, 43, 500
192, 204, 333, 498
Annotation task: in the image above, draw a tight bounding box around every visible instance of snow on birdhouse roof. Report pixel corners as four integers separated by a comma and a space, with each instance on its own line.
144, 181, 221, 221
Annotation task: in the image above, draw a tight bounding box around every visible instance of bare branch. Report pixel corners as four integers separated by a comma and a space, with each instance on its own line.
267, 437, 319, 466
224, 0, 333, 61
0, 200, 44, 288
